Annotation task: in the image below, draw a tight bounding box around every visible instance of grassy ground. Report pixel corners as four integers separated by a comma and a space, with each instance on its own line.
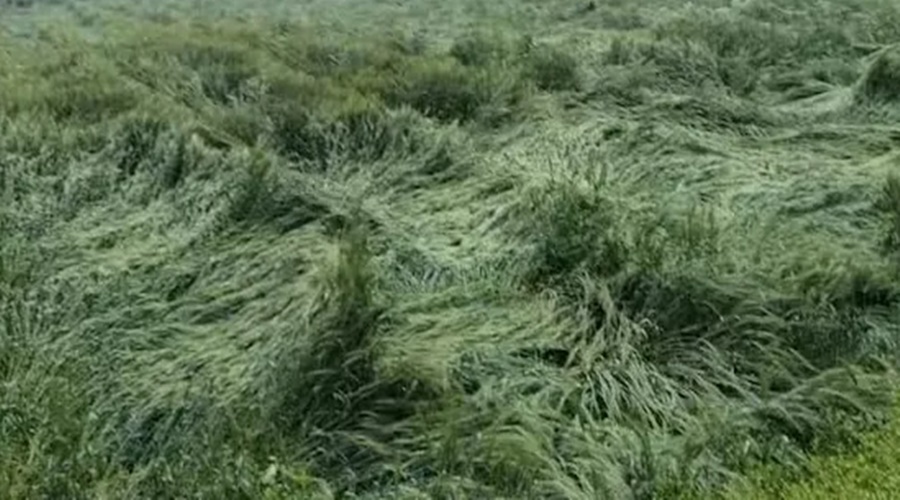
727, 398, 900, 499
3, 0, 900, 498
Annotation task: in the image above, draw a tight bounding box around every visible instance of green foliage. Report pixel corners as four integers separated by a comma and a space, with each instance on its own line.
4, 0, 900, 499
382, 56, 527, 124
0, 37, 140, 123
521, 45, 581, 92
384, 58, 491, 123
449, 31, 510, 67
519, 179, 631, 286
855, 45, 900, 104
230, 147, 274, 222
596, 1, 900, 102
729, 395, 900, 500
875, 174, 900, 260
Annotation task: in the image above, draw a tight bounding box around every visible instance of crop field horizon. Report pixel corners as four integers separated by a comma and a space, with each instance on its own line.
3, 0, 900, 498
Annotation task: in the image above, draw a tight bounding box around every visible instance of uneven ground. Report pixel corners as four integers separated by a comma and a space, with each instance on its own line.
3, 0, 900, 498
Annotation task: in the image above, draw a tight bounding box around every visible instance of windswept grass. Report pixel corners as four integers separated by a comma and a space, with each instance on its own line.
855, 45, 900, 104
727, 396, 900, 499
3, 0, 900, 498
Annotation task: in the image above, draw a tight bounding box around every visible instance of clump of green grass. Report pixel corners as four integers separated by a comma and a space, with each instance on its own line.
517, 178, 632, 288
449, 30, 511, 67
855, 44, 900, 104
383, 57, 516, 123
521, 45, 581, 92
255, 220, 441, 491
875, 174, 900, 262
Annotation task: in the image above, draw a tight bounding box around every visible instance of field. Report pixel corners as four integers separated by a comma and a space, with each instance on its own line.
3, 0, 900, 498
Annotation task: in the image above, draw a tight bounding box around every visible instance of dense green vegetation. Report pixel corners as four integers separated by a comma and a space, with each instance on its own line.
725, 398, 900, 499
3, 0, 900, 498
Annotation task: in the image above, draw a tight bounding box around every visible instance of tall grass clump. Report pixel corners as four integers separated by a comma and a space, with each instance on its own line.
521, 45, 581, 92
258, 221, 438, 491
449, 30, 512, 68
496, 166, 898, 497
518, 178, 633, 288
875, 174, 900, 264
267, 224, 385, 432
855, 44, 900, 104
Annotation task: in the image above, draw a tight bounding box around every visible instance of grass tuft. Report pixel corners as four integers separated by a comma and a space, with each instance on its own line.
522, 45, 581, 92
875, 174, 900, 262
855, 44, 900, 104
